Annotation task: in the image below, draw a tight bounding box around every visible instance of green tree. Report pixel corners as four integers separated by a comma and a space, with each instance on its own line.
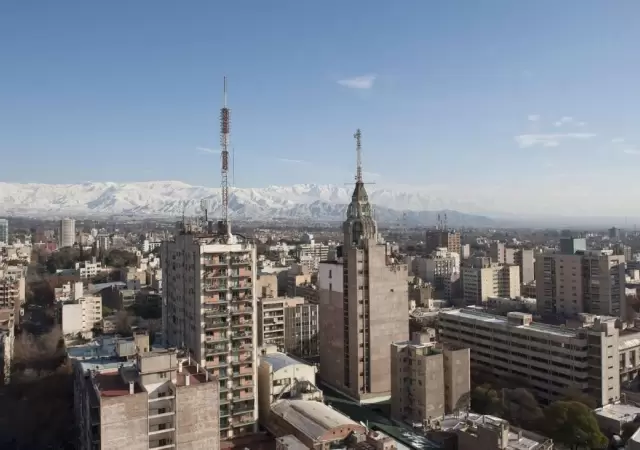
471, 384, 503, 416
543, 401, 608, 449
104, 249, 138, 268
45, 247, 81, 273
502, 388, 544, 430
561, 389, 597, 410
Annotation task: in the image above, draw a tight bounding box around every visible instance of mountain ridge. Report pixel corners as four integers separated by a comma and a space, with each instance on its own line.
0, 180, 495, 226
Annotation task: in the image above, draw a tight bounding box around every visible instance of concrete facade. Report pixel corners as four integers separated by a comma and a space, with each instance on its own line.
162, 228, 258, 440
74, 351, 219, 450
535, 250, 626, 319
462, 264, 520, 305
425, 230, 461, 257
60, 218, 76, 248
317, 165, 408, 404
439, 308, 620, 406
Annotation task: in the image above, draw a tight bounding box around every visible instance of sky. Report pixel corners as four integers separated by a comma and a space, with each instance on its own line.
2, 1, 640, 216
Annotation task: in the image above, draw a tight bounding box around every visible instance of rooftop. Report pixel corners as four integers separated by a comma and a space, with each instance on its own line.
261, 352, 308, 372
594, 403, 640, 423
441, 308, 581, 338
270, 399, 362, 442
94, 371, 143, 398
176, 361, 211, 386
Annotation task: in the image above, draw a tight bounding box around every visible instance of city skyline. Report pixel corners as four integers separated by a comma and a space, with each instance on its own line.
3, 2, 640, 216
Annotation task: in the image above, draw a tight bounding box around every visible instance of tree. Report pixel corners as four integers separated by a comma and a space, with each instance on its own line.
45, 247, 81, 273
115, 310, 133, 336
104, 249, 138, 268
502, 388, 544, 430
562, 389, 597, 410
471, 384, 503, 416
454, 392, 471, 414
543, 401, 608, 449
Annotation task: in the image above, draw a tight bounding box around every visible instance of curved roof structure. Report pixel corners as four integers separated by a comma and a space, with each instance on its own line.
271, 399, 365, 443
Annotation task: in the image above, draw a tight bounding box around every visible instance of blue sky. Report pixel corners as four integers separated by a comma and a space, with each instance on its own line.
2, 1, 640, 211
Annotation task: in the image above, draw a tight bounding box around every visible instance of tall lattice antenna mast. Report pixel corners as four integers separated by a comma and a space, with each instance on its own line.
220, 77, 230, 228
354, 129, 363, 183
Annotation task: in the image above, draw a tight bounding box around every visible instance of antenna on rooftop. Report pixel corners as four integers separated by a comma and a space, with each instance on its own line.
220, 76, 231, 235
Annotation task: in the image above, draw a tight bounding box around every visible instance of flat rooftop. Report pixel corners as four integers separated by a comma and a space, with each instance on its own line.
595, 403, 640, 423
94, 371, 143, 398
441, 308, 581, 338
176, 362, 210, 386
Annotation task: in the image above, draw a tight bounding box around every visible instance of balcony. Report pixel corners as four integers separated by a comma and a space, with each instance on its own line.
231, 284, 252, 291
203, 307, 228, 317
203, 283, 228, 293
231, 331, 252, 340
149, 406, 175, 418
230, 257, 251, 266
205, 333, 228, 343
206, 359, 228, 369
231, 402, 254, 415
204, 318, 228, 330
202, 258, 227, 267
205, 345, 228, 356
229, 307, 253, 315
231, 320, 250, 328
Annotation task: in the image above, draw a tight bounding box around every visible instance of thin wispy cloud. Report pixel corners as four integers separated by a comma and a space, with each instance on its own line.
363, 171, 381, 178
623, 148, 640, 155
337, 74, 377, 90
278, 158, 309, 164
196, 147, 220, 154
553, 116, 587, 128
527, 114, 540, 122
515, 133, 596, 148
612, 137, 625, 144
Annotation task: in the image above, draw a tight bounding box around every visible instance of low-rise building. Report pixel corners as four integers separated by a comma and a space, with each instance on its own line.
0, 309, 15, 385
74, 350, 219, 450
61, 295, 102, 336
257, 352, 320, 426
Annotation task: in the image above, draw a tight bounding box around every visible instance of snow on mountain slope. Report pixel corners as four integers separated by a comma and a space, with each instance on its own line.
0, 181, 495, 225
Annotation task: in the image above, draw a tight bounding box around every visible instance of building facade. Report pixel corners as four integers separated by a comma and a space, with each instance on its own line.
438, 309, 620, 406
425, 230, 461, 257
59, 218, 76, 248
318, 134, 408, 403
284, 302, 319, 358
461, 263, 520, 305
162, 226, 258, 439
0, 219, 8, 245
535, 250, 626, 318
74, 351, 219, 450
257, 297, 304, 350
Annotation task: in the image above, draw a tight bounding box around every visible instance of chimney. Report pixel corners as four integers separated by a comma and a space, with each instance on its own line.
185, 375, 190, 386
129, 381, 134, 395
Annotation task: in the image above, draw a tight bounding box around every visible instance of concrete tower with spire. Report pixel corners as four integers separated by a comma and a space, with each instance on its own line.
319, 130, 409, 404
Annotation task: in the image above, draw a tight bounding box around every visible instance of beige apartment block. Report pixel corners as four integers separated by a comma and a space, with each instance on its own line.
425, 230, 461, 256
462, 263, 520, 305
61, 295, 102, 336
438, 309, 620, 406
256, 273, 278, 298
161, 227, 258, 439
535, 250, 626, 319
283, 302, 319, 358
257, 297, 304, 350
318, 174, 408, 404
391, 335, 470, 425
74, 350, 219, 450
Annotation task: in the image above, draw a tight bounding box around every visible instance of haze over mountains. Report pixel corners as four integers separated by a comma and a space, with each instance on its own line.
0, 181, 498, 226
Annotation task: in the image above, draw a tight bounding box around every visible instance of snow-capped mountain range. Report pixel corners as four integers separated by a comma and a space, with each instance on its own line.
0, 181, 496, 226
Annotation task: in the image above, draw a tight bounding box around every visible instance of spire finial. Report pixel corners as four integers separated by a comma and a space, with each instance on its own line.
354, 129, 362, 183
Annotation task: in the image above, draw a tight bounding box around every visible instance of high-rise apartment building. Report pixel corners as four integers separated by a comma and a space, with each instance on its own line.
461, 263, 520, 305
59, 218, 76, 248
489, 243, 535, 285
74, 350, 219, 450
284, 302, 319, 358
425, 230, 461, 256
162, 225, 258, 439
390, 334, 470, 424
0, 219, 8, 245
415, 247, 460, 289
257, 296, 305, 349
535, 250, 626, 318
439, 309, 620, 406
318, 130, 408, 403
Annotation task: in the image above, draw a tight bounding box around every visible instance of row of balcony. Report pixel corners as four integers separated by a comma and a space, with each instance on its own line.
202, 257, 252, 267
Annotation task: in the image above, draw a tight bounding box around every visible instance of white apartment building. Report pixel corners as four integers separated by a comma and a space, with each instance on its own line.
162, 226, 258, 439
439, 308, 620, 406
535, 250, 626, 319
59, 218, 76, 248
62, 295, 102, 336
415, 247, 460, 287
462, 263, 520, 305
74, 260, 104, 279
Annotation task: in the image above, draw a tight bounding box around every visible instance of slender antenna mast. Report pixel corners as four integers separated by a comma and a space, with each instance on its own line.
220, 77, 230, 227
354, 129, 363, 183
